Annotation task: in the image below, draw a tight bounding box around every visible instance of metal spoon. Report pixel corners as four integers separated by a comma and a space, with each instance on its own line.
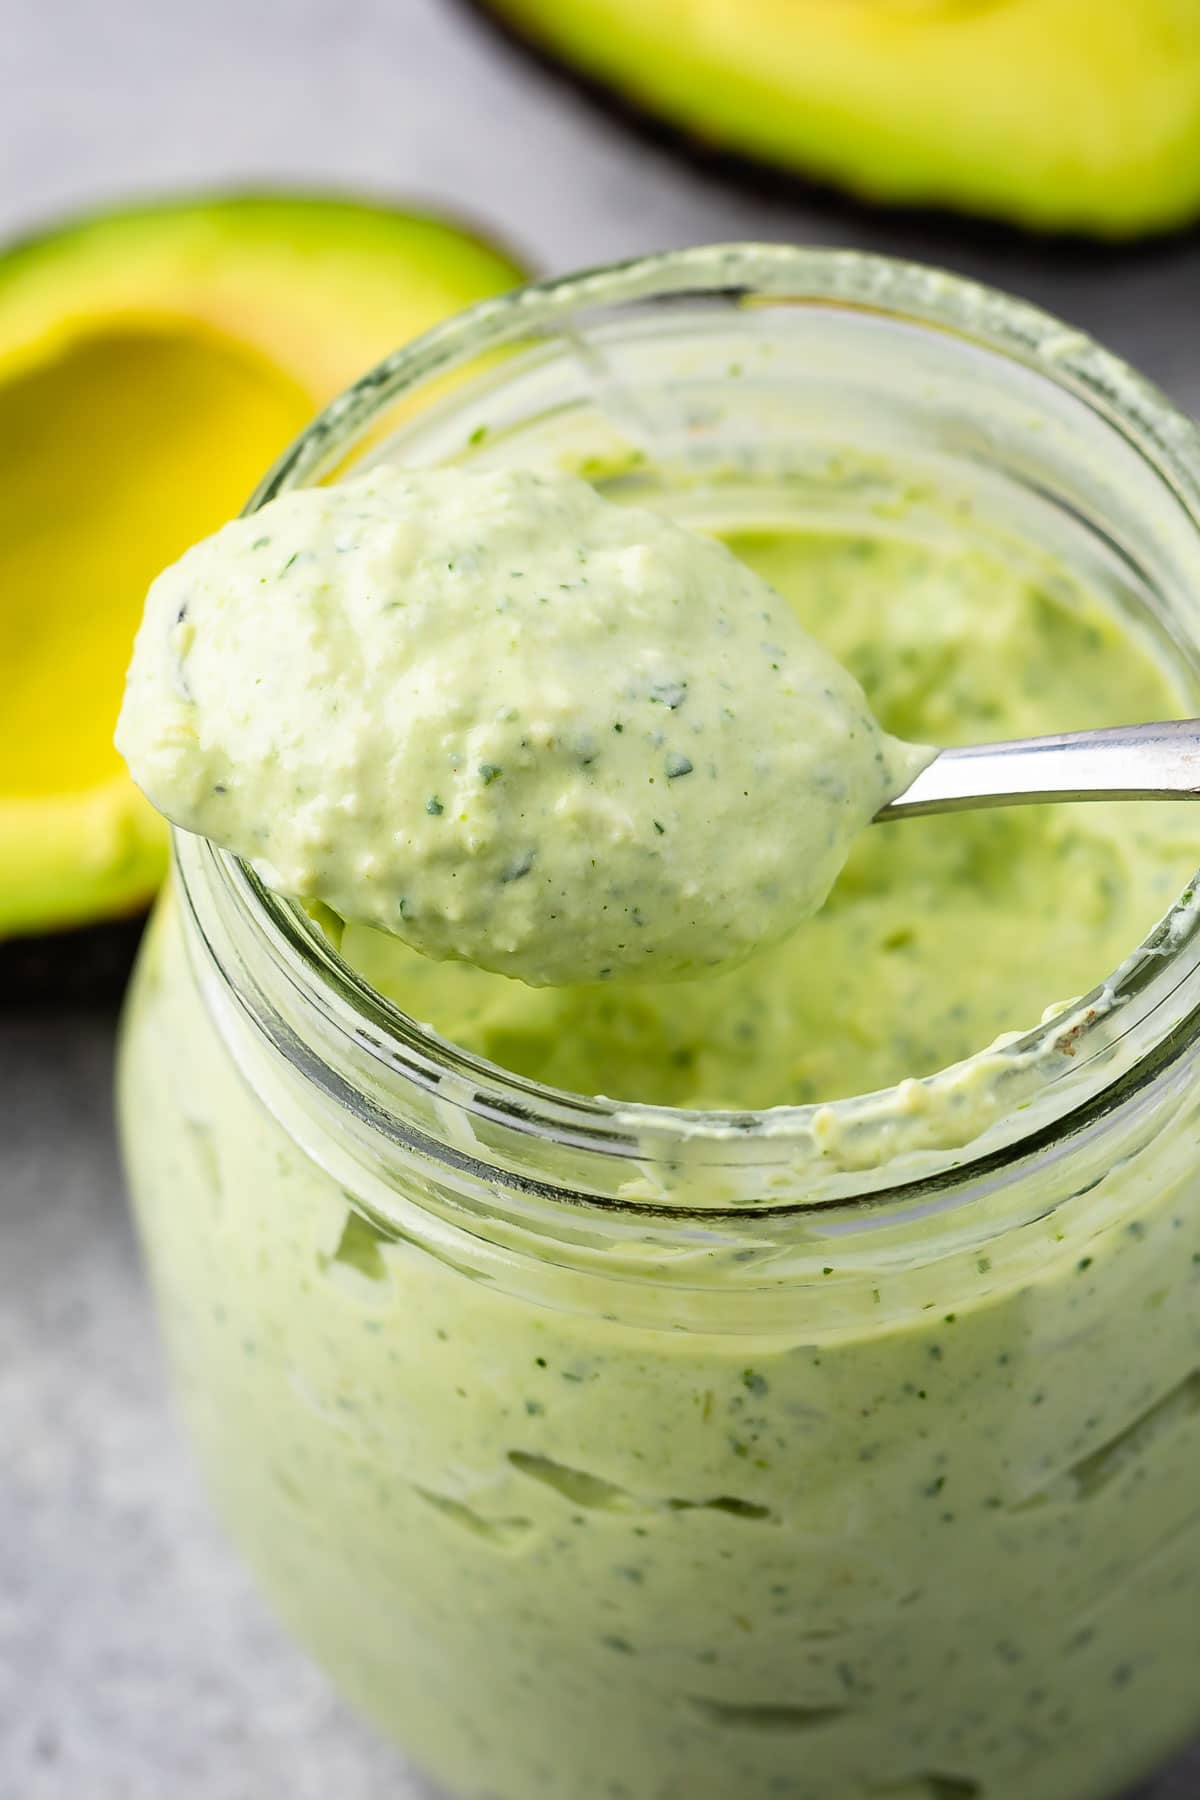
877, 719, 1200, 821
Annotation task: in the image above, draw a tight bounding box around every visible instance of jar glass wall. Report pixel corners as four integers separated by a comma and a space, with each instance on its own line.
118, 247, 1200, 1800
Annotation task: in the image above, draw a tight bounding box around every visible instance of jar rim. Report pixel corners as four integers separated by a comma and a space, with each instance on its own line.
190, 243, 1200, 1210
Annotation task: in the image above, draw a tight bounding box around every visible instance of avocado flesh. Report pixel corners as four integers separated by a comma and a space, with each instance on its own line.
480, 0, 1200, 236
0, 194, 525, 952
0, 324, 307, 938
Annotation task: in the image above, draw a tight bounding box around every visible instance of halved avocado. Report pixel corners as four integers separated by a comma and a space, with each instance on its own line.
0, 193, 525, 995
474, 0, 1200, 237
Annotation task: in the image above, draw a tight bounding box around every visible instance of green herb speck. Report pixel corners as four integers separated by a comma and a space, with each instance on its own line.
650, 680, 688, 710
501, 849, 535, 883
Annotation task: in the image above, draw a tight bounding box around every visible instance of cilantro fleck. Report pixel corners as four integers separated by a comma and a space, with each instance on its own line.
501, 849, 535, 883
650, 679, 688, 710
425, 796, 444, 816
665, 753, 694, 779
479, 763, 503, 785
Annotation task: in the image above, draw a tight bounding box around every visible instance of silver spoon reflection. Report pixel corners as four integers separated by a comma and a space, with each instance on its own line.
877, 719, 1200, 821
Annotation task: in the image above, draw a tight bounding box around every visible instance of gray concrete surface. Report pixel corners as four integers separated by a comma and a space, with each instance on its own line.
3, 3, 1200, 1796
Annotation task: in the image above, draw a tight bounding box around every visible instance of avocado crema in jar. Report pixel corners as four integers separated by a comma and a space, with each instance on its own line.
116, 250, 1200, 1800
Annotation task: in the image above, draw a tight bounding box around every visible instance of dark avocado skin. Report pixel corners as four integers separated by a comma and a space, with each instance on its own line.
1, 917, 146, 1008
454, 0, 1200, 254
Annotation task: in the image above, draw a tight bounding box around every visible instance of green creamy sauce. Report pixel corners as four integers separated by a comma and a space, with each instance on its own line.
346, 525, 1197, 1107
116, 515, 1200, 1800
117, 467, 924, 987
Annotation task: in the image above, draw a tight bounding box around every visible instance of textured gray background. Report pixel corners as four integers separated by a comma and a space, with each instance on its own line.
3, 3, 1200, 1797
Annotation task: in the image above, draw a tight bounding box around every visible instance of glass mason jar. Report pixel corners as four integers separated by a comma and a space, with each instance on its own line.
118, 247, 1200, 1800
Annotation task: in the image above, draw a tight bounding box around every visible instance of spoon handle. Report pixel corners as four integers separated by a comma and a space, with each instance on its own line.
877, 719, 1200, 821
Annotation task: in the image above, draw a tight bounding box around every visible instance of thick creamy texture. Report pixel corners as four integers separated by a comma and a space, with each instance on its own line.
116, 467, 925, 986
343, 527, 1200, 1108
117, 520, 1200, 1800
